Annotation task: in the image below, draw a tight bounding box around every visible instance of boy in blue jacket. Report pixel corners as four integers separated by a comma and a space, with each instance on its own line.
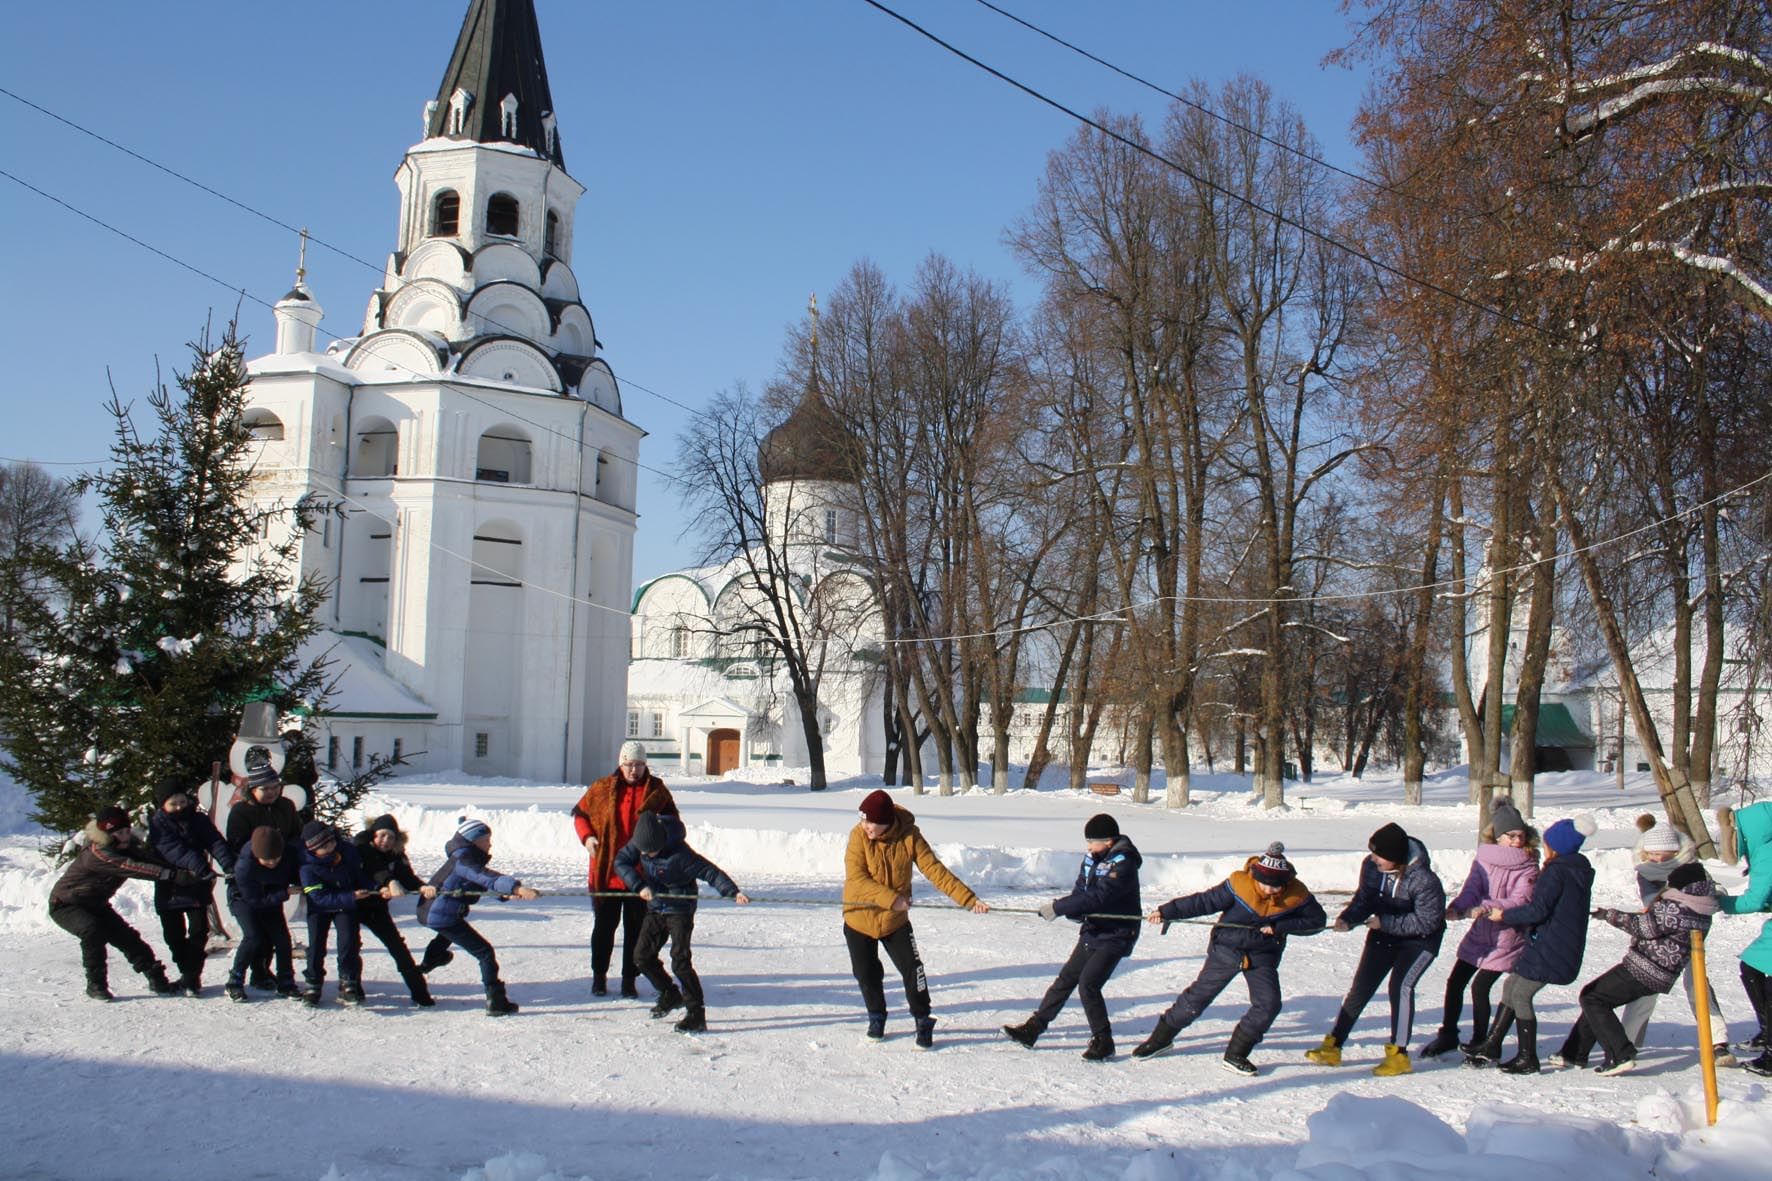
1002, 814, 1143, 1061
297, 820, 377, 1007
615, 811, 750, 1032
147, 778, 233, 996
1307, 822, 1447, 1076
416, 817, 540, 1015
1131, 842, 1324, 1074
225, 827, 302, 1002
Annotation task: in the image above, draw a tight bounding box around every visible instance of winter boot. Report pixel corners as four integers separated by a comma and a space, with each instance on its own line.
1499, 1019, 1540, 1075
418, 940, 454, 976
403, 970, 435, 1008
145, 965, 179, 996
485, 982, 519, 1016
1743, 1051, 1772, 1077
620, 976, 640, 999
1304, 1035, 1342, 1066
1418, 1028, 1461, 1059
1082, 1034, 1115, 1061
178, 977, 202, 999
1374, 1043, 1413, 1076
1002, 1019, 1043, 1048
300, 984, 323, 1008
277, 981, 304, 1000
914, 1016, 936, 1050
674, 1005, 707, 1033
248, 971, 276, 991
649, 984, 685, 1020
590, 972, 608, 996
1594, 1051, 1637, 1076
1222, 1029, 1259, 1076
225, 982, 248, 1003
1713, 1043, 1739, 1068
85, 982, 114, 1002
865, 1012, 887, 1042
1131, 1018, 1182, 1060
1465, 1005, 1515, 1067
340, 980, 366, 1006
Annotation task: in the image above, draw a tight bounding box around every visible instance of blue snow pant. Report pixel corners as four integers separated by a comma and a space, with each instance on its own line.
424, 920, 501, 986
1030, 938, 1128, 1039
1329, 932, 1439, 1048
228, 902, 294, 989
1163, 941, 1283, 1048
304, 909, 362, 990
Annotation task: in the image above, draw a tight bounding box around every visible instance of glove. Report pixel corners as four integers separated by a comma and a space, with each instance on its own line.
173, 868, 205, 886
1590, 908, 1609, 920
384, 881, 407, 898
1038, 900, 1058, 921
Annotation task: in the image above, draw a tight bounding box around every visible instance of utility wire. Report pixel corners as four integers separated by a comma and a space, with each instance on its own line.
969, 0, 1399, 199
856, 0, 1561, 344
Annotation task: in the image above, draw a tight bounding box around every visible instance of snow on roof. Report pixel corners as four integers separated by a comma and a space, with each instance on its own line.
300, 631, 438, 719
625, 658, 758, 702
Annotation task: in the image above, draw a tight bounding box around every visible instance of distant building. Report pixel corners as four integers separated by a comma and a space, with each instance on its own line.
239, 0, 638, 780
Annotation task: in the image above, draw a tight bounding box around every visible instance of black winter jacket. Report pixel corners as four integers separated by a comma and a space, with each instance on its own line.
300, 840, 373, 914
1337, 837, 1447, 950
224, 795, 302, 853
230, 851, 298, 911
614, 814, 741, 915
49, 822, 174, 908
353, 821, 425, 913
1052, 835, 1143, 953
148, 809, 232, 912
1501, 850, 1594, 985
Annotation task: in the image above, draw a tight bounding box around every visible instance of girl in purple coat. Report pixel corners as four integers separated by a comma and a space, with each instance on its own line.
1420, 799, 1539, 1059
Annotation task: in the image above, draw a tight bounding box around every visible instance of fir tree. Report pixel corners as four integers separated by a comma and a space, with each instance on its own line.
0, 322, 338, 836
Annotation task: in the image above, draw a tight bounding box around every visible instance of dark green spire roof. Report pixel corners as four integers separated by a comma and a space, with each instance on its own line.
427, 0, 565, 167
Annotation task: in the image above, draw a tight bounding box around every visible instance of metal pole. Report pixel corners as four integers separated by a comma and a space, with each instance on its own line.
1692, 929, 1719, 1127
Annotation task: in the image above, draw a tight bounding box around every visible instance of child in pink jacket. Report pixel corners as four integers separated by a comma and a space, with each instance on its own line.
1420, 798, 1539, 1058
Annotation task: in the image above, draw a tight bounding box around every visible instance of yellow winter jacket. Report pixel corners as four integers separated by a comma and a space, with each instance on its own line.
843, 806, 978, 938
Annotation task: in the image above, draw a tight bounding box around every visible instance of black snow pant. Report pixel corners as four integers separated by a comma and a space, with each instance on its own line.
358, 904, 421, 975
846, 922, 931, 1021
425, 921, 501, 986
1438, 957, 1504, 1043
1161, 942, 1283, 1047
304, 910, 362, 991
50, 901, 161, 989
1030, 938, 1128, 1039
590, 891, 647, 987
1328, 932, 1439, 1048
157, 906, 211, 984
1744, 962, 1772, 1043
228, 902, 294, 988
1561, 964, 1662, 1067
635, 910, 702, 1006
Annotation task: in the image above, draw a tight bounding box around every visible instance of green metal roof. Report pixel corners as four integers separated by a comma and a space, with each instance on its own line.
1501, 702, 1592, 748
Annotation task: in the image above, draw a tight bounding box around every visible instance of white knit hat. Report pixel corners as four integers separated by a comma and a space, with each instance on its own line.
619, 740, 648, 765
1640, 822, 1683, 853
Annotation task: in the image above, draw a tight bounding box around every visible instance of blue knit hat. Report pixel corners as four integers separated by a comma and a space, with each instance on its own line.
456, 816, 491, 843
1544, 815, 1598, 856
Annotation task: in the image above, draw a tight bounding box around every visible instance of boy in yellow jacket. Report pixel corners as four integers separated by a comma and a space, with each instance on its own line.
844, 788, 989, 1048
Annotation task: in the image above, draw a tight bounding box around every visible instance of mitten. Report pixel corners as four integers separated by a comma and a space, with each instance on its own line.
1038, 900, 1058, 921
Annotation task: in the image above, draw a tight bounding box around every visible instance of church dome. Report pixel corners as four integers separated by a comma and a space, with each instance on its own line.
758, 386, 856, 485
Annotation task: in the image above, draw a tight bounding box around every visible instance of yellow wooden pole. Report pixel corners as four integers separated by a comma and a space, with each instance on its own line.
1692, 929, 1719, 1127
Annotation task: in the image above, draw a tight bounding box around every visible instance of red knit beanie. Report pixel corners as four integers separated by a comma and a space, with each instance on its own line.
859, 789, 895, 826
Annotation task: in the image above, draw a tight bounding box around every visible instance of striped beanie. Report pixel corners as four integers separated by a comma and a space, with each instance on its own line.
456, 816, 491, 843
1250, 841, 1295, 886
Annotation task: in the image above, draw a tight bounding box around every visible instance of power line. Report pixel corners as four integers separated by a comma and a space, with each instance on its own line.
856, 0, 1561, 345
0, 85, 711, 426
969, 0, 1397, 199
0, 166, 686, 492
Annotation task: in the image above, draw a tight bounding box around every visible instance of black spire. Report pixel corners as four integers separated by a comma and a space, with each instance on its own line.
427, 0, 565, 167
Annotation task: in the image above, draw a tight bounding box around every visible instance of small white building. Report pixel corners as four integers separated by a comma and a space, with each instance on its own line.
628, 378, 889, 778
240, 0, 639, 781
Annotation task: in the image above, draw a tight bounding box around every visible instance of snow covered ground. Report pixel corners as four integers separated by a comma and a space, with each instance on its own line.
1, 765, 1768, 1181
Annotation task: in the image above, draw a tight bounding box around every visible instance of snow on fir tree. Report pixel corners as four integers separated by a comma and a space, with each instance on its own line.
0, 322, 337, 838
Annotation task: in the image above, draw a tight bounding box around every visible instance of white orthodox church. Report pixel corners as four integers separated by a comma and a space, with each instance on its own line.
627, 355, 892, 779
240, 0, 639, 781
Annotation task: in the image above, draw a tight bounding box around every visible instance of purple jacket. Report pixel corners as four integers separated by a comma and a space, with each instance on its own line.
1450, 843, 1539, 970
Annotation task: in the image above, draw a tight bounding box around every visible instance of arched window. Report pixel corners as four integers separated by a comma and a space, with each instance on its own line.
544, 210, 560, 258
431, 190, 460, 237
352, 416, 399, 478
486, 193, 520, 237
242, 408, 285, 442
476, 426, 532, 484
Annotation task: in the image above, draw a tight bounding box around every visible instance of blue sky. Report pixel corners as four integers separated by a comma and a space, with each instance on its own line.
0, 1, 1372, 586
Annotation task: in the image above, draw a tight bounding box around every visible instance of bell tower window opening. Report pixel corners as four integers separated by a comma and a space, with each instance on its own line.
486, 193, 520, 237
499, 93, 519, 140
544, 210, 560, 258
431, 190, 460, 237
447, 87, 473, 136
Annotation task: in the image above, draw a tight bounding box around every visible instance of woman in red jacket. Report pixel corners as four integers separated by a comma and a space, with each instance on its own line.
571, 740, 678, 997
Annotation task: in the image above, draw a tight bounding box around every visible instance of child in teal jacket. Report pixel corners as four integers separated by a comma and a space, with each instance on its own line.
1720, 800, 1772, 1075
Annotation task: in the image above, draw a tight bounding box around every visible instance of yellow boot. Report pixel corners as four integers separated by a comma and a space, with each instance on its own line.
1374, 1043, 1412, 1076
1304, 1035, 1341, 1066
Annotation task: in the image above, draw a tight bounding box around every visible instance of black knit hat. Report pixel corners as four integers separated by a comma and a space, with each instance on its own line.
153, 777, 192, 806
1369, 822, 1410, 865
1667, 862, 1709, 891
634, 811, 667, 855
300, 820, 337, 852
367, 814, 400, 836
1084, 813, 1119, 840
1250, 841, 1295, 886
95, 805, 130, 833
